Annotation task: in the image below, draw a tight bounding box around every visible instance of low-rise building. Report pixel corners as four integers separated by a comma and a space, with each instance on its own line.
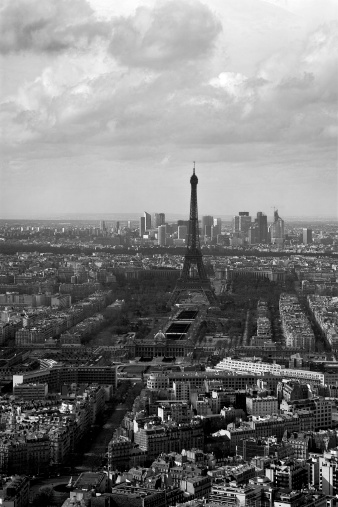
0, 475, 30, 507
209, 482, 262, 507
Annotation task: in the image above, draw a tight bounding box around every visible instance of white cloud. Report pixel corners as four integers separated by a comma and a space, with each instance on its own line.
109, 0, 222, 68
0, 0, 337, 217
0, 0, 110, 54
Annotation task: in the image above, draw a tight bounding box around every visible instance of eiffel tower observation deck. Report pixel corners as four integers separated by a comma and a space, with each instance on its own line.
169, 164, 218, 306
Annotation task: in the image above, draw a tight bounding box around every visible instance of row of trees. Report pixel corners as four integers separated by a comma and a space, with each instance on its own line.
1, 241, 337, 258
86, 275, 176, 345
218, 274, 297, 343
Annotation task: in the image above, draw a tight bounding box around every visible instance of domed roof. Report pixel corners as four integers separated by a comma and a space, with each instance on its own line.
154, 330, 166, 343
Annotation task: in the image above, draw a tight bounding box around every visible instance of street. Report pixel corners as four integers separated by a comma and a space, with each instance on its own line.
29, 402, 129, 504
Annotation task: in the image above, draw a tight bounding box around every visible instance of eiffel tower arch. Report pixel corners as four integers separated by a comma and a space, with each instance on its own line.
169, 164, 218, 306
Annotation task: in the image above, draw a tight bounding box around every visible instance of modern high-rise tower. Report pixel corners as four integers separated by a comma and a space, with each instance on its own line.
233, 212, 251, 236
256, 212, 268, 243
144, 212, 152, 231
100, 220, 106, 233
269, 210, 285, 244
157, 225, 167, 246
239, 212, 252, 236
154, 213, 166, 228
303, 228, 313, 245
178, 225, 188, 240
169, 165, 218, 306
139, 216, 145, 237
201, 215, 214, 237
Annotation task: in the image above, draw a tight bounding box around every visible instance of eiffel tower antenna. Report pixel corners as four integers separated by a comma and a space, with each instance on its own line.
169, 164, 218, 306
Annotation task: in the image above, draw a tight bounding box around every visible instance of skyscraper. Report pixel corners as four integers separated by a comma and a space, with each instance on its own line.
201, 215, 213, 237
212, 218, 222, 237
256, 212, 268, 243
139, 216, 145, 237
153, 213, 165, 228
239, 212, 252, 236
269, 210, 285, 244
178, 220, 190, 236
233, 212, 251, 239
178, 225, 187, 240
303, 228, 313, 245
144, 211, 151, 231
248, 225, 259, 245
232, 215, 240, 233
157, 225, 166, 246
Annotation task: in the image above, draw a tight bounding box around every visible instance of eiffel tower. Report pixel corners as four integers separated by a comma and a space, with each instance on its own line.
169, 164, 218, 306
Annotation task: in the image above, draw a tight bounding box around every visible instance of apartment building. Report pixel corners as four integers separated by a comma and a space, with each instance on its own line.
134, 422, 204, 461
246, 396, 278, 416
13, 382, 48, 400
265, 459, 308, 490
13, 364, 116, 391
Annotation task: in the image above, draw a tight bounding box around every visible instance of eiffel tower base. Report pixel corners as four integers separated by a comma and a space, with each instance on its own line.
169, 278, 218, 306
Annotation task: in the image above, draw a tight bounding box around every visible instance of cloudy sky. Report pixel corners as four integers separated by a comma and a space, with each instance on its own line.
0, 0, 337, 219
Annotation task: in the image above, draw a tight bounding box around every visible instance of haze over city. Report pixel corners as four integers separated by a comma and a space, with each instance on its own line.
1, 0, 337, 219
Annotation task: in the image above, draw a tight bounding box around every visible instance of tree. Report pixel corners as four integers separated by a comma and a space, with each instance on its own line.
32, 486, 56, 507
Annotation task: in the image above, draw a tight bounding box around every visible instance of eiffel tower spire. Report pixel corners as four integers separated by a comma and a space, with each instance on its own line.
169, 164, 218, 306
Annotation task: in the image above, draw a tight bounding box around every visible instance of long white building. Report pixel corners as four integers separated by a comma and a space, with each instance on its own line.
215, 358, 324, 385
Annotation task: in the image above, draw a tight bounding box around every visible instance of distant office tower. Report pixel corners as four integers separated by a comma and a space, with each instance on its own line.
256, 212, 268, 243
178, 220, 189, 227
127, 220, 132, 229
153, 213, 165, 228
248, 226, 259, 245
212, 218, 222, 237
153, 214, 160, 228
144, 211, 151, 231
177, 220, 190, 237
210, 226, 218, 239
232, 215, 240, 233
270, 210, 285, 244
202, 215, 213, 237
139, 216, 145, 237
100, 220, 106, 232
178, 225, 188, 240
303, 228, 313, 245
158, 225, 166, 246
239, 212, 252, 235
233, 212, 251, 237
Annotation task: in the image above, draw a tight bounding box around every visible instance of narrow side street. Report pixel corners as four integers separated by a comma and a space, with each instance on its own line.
81, 403, 128, 471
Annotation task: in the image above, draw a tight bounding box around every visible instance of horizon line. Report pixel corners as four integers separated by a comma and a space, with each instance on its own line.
0, 214, 337, 221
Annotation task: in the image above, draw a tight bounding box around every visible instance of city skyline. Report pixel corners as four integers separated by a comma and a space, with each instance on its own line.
1, 0, 337, 219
